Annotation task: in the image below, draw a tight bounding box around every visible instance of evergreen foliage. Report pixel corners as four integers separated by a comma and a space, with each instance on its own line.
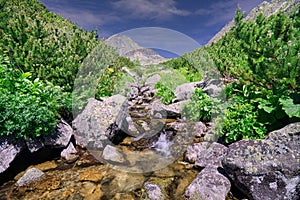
0, 0, 134, 139
203, 6, 300, 143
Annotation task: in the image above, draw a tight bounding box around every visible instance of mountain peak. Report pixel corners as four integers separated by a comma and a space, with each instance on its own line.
105, 34, 168, 65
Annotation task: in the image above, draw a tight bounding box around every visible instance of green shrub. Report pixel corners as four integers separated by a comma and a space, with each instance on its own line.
182, 88, 220, 122
0, 0, 99, 92
154, 82, 175, 105
226, 83, 300, 131
215, 101, 267, 144
206, 7, 300, 91
0, 54, 70, 140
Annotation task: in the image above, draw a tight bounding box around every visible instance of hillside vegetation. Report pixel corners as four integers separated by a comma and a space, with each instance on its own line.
175, 6, 300, 143
0, 0, 133, 139
0, 0, 299, 144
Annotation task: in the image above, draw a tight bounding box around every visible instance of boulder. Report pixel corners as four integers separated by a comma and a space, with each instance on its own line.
145, 74, 161, 88
222, 122, 300, 200
151, 99, 188, 119
43, 119, 73, 148
194, 121, 207, 137
185, 142, 210, 163
144, 182, 165, 200
72, 95, 127, 148
16, 168, 45, 186
195, 142, 227, 168
201, 79, 224, 98
174, 83, 195, 101
185, 167, 231, 200
0, 136, 24, 173
174, 78, 224, 102
25, 119, 73, 153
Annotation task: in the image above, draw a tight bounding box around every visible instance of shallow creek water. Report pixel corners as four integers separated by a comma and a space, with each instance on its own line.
0, 146, 200, 200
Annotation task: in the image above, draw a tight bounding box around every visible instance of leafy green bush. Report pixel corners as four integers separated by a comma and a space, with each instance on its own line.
182, 88, 220, 122
0, 54, 70, 140
154, 82, 175, 104
216, 101, 267, 144
226, 83, 300, 131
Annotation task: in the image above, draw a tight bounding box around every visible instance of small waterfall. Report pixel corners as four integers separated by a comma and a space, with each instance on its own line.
152, 133, 173, 157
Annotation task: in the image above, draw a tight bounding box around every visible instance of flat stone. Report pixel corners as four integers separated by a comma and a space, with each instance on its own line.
110, 172, 145, 193
102, 145, 126, 164
112, 193, 135, 200
79, 182, 104, 200
34, 161, 57, 171
16, 168, 45, 187
79, 169, 104, 182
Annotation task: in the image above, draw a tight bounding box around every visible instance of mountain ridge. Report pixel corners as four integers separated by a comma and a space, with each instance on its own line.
105, 34, 168, 65
206, 0, 299, 46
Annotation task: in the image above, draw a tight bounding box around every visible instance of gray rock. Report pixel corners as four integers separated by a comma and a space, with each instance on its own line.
16, 168, 45, 186
185, 167, 231, 200
151, 99, 187, 119
151, 100, 167, 119
145, 74, 161, 88
201, 79, 224, 98
72, 95, 127, 148
174, 83, 195, 101
102, 145, 126, 164
202, 84, 223, 98
163, 100, 189, 118
43, 119, 73, 148
144, 182, 165, 200
194, 121, 207, 137
195, 142, 227, 168
222, 122, 300, 200
185, 142, 210, 163
61, 142, 78, 162
0, 137, 24, 173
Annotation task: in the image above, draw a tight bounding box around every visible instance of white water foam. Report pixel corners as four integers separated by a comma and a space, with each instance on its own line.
152, 133, 173, 157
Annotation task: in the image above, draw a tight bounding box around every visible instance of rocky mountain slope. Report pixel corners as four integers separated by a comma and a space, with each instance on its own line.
206, 0, 299, 46
105, 34, 168, 65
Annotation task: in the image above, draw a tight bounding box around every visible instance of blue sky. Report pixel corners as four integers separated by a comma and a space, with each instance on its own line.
39, 0, 267, 53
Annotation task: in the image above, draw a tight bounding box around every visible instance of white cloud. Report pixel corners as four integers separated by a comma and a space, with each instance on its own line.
111, 0, 190, 20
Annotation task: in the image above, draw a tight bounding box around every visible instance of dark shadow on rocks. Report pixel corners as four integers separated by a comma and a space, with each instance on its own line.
217, 167, 247, 199
0, 146, 62, 186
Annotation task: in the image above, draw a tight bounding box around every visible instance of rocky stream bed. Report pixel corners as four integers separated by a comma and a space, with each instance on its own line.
0, 73, 299, 200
